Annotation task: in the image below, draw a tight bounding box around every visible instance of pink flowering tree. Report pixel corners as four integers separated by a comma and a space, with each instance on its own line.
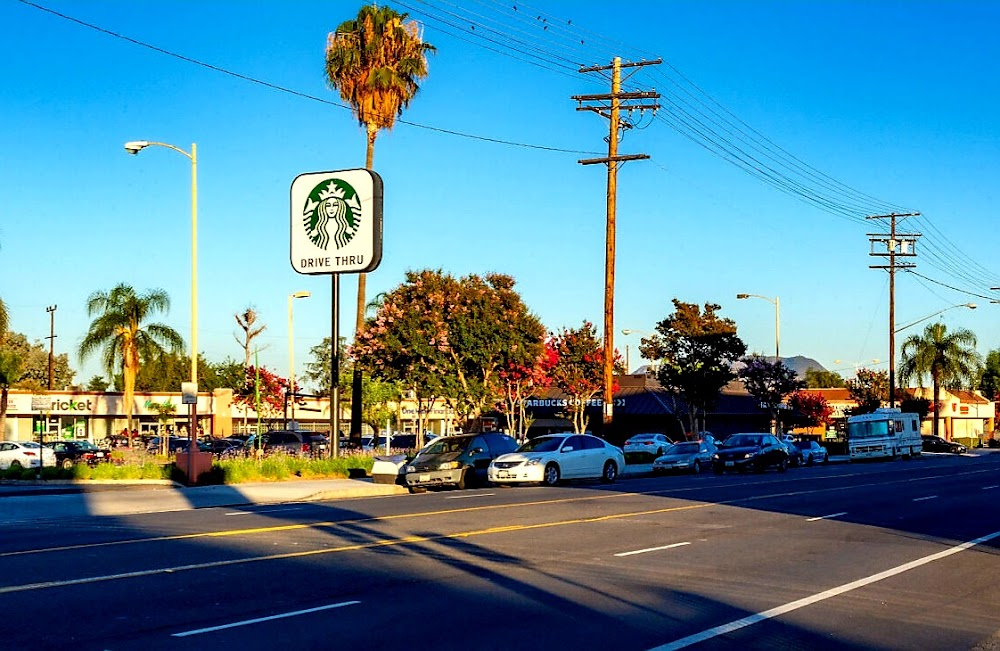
353, 269, 545, 440
497, 340, 558, 439
548, 321, 621, 434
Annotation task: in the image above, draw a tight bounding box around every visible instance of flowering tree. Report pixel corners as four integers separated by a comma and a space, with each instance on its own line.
497, 341, 558, 439
548, 321, 619, 434
354, 269, 544, 442
233, 365, 288, 427
738, 354, 804, 434
789, 391, 833, 428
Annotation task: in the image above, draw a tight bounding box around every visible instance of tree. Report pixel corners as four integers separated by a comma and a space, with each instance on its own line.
640, 300, 747, 436
738, 355, 805, 434
354, 269, 544, 444
325, 5, 435, 439
805, 367, 845, 388
234, 308, 266, 371
232, 365, 288, 440
497, 342, 557, 440
978, 349, 1000, 401
899, 396, 932, 421
85, 375, 110, 392
147, 400, 179, 455
789, 391, 833, 429
899, 322, 982, 438
846, 368, 888, 415
0, 295, 7, 337
0, 332, 75, 390
548, 322, 612, 434
0, 348, 24, 439
78, 284, 185, 434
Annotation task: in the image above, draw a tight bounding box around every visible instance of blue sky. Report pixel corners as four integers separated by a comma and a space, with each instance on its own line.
2, 0, 998, 388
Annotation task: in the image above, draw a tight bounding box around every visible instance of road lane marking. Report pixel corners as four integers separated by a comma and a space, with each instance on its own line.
445, 493, 495, 499
172, 600, 360, 637
0, 502, 714, 595
224, 507, 305, 516
983, 485, 998, 490
806, 512, 847, 522
649, 528, 1000, 651
615, 542, 690, 557
913, 495, 938, 502
4, 467, 994, 559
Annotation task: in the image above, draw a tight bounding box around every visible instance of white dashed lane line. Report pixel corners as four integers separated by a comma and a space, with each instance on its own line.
806, 512, 847, 522
173, 600, 360, 637
615, 542, 691, 557
912, 495, 938, 502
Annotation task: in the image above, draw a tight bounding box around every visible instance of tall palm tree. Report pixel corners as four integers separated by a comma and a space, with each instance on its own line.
79, 284, 185, 434
898, 322, 982, 438
0, 295, 8, 337
325, 5, 434, 437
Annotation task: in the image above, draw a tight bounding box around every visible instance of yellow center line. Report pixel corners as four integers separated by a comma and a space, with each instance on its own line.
0, 490, 649, 558
0, 502, 711, 595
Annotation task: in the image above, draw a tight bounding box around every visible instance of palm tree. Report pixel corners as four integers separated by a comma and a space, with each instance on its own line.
0, 295, 8, 337
78, 284, 185, 434
0, 349, 23, 439
898, 322, 982, 438
325, 5, 434, 436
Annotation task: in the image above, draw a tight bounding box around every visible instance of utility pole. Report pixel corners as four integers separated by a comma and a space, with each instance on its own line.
45, 305, 57, 390
867, 213, 920, 409
574, 57, 660, 434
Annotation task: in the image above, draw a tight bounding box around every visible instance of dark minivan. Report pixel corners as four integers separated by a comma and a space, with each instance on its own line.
404, 433, 518, 493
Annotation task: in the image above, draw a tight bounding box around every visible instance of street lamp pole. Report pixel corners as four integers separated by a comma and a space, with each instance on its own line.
894, 303, 977, 335
288, 291, 311, 428
125, 140, 198, 480
736, 293, 780, 361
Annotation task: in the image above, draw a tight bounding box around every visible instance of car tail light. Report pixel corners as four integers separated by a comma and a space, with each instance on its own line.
624, 440, 633, 446
302, 444, 309, 452
23, 451, 36, 457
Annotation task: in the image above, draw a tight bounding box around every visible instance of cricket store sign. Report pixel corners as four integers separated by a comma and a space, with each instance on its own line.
290, 169, 383, 275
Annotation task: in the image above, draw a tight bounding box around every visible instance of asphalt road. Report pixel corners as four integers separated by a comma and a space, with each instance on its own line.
3, 452, 999, 650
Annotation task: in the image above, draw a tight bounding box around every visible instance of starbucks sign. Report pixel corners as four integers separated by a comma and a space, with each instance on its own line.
290, 169, 383, 275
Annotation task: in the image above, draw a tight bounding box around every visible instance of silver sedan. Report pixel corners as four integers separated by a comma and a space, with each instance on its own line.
652, 440, 717, 474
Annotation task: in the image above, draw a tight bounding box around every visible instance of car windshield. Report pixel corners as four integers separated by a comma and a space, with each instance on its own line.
725, 435, 762, 448
20, 441, 40, 449
669, 442, 699, 454
518, 437, 565, 453
422, 437, 472, 455
631, 434, 657, 441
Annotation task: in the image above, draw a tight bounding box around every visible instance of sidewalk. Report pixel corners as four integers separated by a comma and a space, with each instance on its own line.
0, 477, 408, 521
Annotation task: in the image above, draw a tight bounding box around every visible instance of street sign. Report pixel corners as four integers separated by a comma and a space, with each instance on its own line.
181, 382, 198, 405
290, 168, 383, 275
30, 395, 49, 411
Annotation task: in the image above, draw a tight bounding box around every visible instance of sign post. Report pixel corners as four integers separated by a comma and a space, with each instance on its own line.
291, 169, 383, 458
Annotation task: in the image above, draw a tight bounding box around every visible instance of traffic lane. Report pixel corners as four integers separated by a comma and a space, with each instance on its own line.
4, 459, 987, 591
5, 472, 998, 650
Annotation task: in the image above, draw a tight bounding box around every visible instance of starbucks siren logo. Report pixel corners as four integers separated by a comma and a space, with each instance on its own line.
301, 178, 362, 250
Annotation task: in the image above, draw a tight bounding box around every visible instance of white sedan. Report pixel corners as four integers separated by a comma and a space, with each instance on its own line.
622, 432, 673, 457
488, 433, 625, 486
0, 440, 57, 469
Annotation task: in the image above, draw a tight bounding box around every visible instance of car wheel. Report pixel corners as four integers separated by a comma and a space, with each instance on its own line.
601, 460, 618, 483
9, 460, 21, 470
655, 447, 663, 457
408, 486, 427, 494
778, 457, 788, 473
692, 460, 701, 474
61, 458, 74, 470
805, 454, 813, 466
543, 463, 560, 487
456, 468, 469, 490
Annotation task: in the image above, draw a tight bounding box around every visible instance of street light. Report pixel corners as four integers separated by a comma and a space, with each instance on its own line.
288, 291, 311, 428
125, 140, 197, 479
620, 329, 652, 374
894, 303, 976, 334
736, 293, 780, 361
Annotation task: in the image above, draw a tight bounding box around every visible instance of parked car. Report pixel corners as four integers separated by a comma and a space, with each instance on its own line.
488, 433, 625, 487
652, 440, 717, 474
794, 440, 829, 465
245, 430, 328, 456
922, 435, 967, 454
146, 436, 206, 454
779, 438, 805, 467
712, 433, 788, 474
204, 438, 244, 457
405, 433, 518, 492
622, 433, 674, 458
0, 440, 57, 470
44, 440, 112, 468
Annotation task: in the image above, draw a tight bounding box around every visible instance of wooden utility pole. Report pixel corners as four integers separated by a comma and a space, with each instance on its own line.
45, 305, 57, 390
574, 57, 660, 432
867, 213, 920, 409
